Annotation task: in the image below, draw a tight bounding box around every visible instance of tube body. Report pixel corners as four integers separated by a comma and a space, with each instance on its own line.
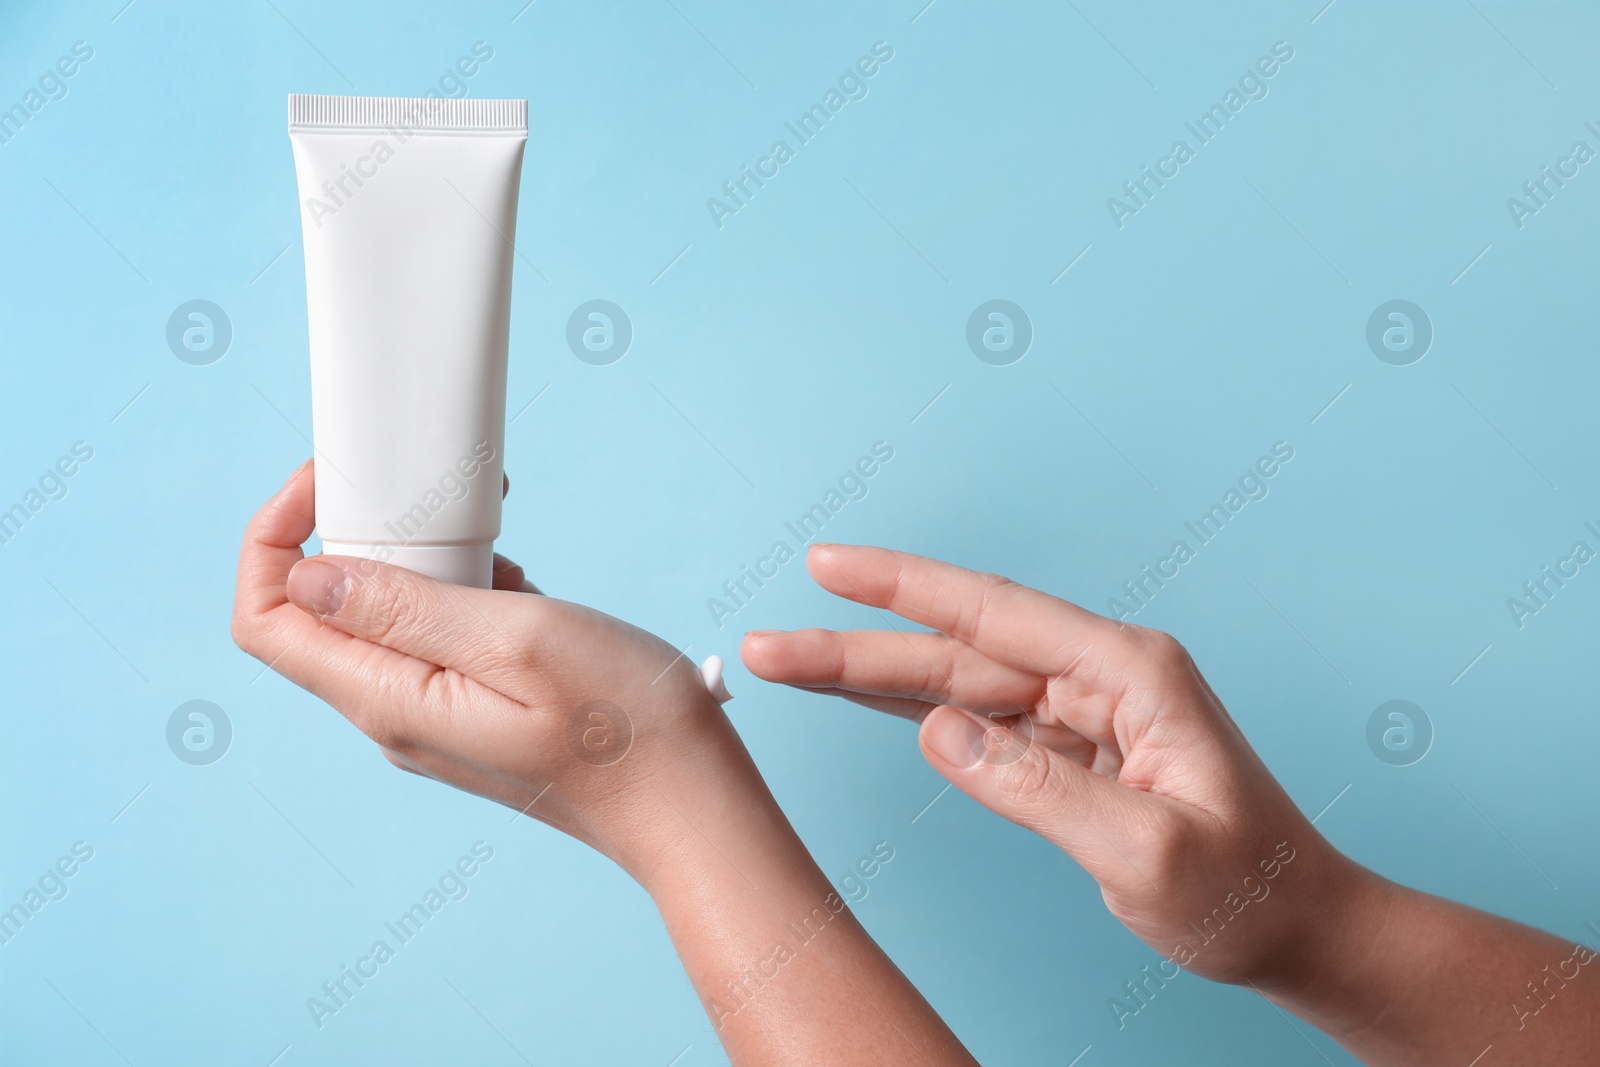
289, 94, 526, 588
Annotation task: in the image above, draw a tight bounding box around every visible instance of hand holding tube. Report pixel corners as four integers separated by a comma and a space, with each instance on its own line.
231, 461, 730, 871
232, 465, 977, 1066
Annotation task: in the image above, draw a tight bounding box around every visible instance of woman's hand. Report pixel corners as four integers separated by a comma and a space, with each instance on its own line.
231, 460, 727, 876
741, 543, 1364, 992
231, 465, 979, 1067
743, 544, 1600, 1066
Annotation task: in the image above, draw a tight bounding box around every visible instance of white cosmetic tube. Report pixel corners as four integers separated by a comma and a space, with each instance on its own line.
289, 94, 527, 588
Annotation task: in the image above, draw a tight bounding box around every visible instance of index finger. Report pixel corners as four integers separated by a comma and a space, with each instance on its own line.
233, 458, 316, 623
803, 543, 1144, 680
231, 460, 455, 745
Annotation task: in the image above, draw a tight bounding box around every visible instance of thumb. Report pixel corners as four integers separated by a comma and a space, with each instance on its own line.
286, 555, 534, 690
918, 705, 1143, 876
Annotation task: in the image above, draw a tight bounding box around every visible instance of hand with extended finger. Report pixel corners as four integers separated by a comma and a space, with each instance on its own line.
741, 544, 1367, 991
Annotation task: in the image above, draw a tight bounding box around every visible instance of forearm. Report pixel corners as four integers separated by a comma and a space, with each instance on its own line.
1264, 861, 1599, 1065
622, 723, 977, 1067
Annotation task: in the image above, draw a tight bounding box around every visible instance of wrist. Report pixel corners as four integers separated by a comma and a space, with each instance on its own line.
594, 701, 808, 897
1252, 844, 1407, 1038
631, 769, 813, 905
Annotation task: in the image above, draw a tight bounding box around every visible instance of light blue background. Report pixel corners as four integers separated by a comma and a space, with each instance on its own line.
2, 1, 1596, 1063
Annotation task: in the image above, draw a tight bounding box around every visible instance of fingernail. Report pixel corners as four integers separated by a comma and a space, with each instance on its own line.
922, 706, 987, 769
744, 629, 783, 638
288, 558, 349, 616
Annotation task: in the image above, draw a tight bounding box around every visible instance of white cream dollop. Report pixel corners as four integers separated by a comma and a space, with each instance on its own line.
700, 654, 732, 704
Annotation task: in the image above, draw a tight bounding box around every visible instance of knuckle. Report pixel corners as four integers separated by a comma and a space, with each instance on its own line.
966, 571, 1017, 639
229, 612, 254, 654
380, 746, 429, 778
995, 738, 1060, 805
1143, 630, 1193, 672
361, 711, 413, 754
919, 640, 956, 696
976, 572, 1021, 604
359, 575, 424, 643
492, 556, 526, 589
1137, 809, 1202, 883
343, 654, 429, 754
231, 609, 286, 663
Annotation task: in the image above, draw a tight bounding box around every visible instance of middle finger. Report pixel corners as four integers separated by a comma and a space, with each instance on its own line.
742, 628, 1045, 715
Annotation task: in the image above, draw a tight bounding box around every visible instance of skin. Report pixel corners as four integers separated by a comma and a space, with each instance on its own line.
231, 462, 977, 1067
741, 543, 1600, 1065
